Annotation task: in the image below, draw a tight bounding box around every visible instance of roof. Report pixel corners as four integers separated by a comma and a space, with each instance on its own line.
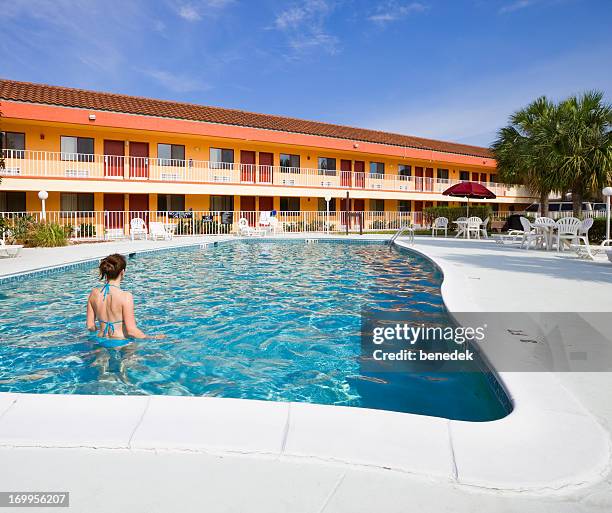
0, 78, 493, 159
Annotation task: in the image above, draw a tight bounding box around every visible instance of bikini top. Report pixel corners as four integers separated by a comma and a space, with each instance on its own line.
98, 282, 123, 337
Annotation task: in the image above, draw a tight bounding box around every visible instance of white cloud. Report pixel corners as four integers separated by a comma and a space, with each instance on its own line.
137, 68, 211, 93
367, 1, 427, 24
273, 0, 339, 57
172, 0, 234, 22
499, 0, 533, 14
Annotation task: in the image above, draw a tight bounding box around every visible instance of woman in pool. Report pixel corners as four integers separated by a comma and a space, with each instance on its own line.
87, 253, 160, 345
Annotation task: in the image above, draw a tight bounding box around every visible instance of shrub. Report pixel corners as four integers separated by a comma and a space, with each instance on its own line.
78, 223, 96, 237
423, 205, 493, 227
22, 222, 70, 247
589, 218, 608, 243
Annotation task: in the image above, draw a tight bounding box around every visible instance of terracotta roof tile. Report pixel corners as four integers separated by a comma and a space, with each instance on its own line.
0, 79, 492, 159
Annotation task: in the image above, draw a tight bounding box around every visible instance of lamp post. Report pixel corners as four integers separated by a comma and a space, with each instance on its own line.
603, 187, 612, 241
38, 191, 49, 221
324, 194, 332, 236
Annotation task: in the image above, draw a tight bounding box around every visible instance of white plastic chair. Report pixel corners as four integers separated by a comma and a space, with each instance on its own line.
533, 217, 556, 249
237, 217, 262, 237
431, 217, 448, 237
454, 216, 468, 238
479, 217, 490, 239
149, 222, 172, 241
259, 211, 272, 228
555, 217, 581, 252
130, 218, 148, 240
466, 217, 482, 239
0, 239, 23, 258
519, 217, 543, 249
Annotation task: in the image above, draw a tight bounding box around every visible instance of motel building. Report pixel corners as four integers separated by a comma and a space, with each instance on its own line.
0, 79, 534, 238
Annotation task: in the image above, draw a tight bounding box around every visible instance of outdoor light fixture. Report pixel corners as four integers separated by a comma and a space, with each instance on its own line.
603, 186, 612, 241
324, 194, 332, 236
88, 114, 96, 121
38, 190, 49, 221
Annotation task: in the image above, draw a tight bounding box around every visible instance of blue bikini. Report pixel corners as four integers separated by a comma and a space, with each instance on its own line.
97, 282, 125, 347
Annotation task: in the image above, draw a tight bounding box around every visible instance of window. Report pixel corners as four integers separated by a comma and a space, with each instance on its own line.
398, 200, 411, 212
60, 136, 94, 161
370, 199, 385, 212
490, 173, 498, 183
318, 197, 336, 211
1, 131, 25, 158
280, 153, 300, 172
280, 197, 300, 212
210, 195, 234, 212
157, 194, 186, 212
158, 144, 185, 166
398, 164, 412, 177
60, 193, 94, 214
0, 191, 26, 212
370, 162, 385, 176
459, 170, 470, 181
318, 157, 336, 176
437, 169, 449, 180
210, 148, 234, 169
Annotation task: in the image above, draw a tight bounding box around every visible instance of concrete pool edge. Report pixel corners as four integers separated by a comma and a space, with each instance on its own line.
0, 236, 610, 496
394, 239, 612, 493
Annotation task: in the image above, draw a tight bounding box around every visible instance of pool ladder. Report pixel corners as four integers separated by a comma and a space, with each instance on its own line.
388, 225, 415, 246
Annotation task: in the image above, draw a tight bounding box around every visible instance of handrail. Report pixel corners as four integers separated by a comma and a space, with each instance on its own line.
388, 225, 415, 245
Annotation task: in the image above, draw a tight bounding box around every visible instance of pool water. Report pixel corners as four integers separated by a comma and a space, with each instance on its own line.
0, 241, 509, 421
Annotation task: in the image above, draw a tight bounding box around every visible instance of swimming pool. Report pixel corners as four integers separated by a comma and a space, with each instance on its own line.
0, 241, 509, 421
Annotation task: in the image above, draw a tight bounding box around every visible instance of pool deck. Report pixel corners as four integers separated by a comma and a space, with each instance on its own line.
0, 235, 611, 512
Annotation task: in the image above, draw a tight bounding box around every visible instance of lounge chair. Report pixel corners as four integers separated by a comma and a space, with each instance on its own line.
149, 222, 172, 241
130, 218, 148, 240
0, 239, 23, 258
237, 217, 263, 237
431, 217, 448, 237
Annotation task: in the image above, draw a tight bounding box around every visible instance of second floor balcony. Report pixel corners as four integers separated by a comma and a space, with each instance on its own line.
0, 149, 529, 198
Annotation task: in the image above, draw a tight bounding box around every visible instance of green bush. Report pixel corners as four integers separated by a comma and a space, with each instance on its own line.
23, 222, 70, 247
589, 218, 608, 243
423, 205, 493, 227
78, 223, 96, 237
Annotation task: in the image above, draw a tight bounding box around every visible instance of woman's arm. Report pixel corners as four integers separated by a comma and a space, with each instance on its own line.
86, 293, 96, 331
122, 292, 148, 339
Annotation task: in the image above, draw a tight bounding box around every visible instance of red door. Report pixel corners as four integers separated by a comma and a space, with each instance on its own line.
413, 200, 423, 225
340, 160, 352, 187
354, 161, 365, 188
129, 194, 149, 226
241, 196, 256, 226
240, 151, 256, 182
353, 199, 365, 228
129, 142, 149, 179
104, 193, 124, 229
480, 173, 487, 183
425, 168, 434, 191
340, 198, 351, 228
104, 140, 125, 177
472, 172, 479, 182
259, 197, 273, 212
259, 152, 273, 183
415, 167, 424, 191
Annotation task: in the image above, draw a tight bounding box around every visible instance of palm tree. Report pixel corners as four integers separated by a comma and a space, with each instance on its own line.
550, 91, 612, 217
491, 97, 559, 217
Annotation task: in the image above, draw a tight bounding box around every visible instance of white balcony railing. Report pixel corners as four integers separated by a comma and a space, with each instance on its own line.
0, 149, 530, 198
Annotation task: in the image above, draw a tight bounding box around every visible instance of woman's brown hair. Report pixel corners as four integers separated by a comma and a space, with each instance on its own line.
99, 253, 127, 281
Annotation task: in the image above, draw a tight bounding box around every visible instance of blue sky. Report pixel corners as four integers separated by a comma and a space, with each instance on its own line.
2, 0, 612, 146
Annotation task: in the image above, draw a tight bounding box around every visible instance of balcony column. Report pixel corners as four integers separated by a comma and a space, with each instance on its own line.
124, 141, 130, 179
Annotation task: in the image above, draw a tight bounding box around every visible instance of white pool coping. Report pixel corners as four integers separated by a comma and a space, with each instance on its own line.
0, 235, 611, 499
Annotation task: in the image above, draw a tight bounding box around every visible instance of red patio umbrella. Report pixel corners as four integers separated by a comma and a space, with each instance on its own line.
442, 181, 496, 216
